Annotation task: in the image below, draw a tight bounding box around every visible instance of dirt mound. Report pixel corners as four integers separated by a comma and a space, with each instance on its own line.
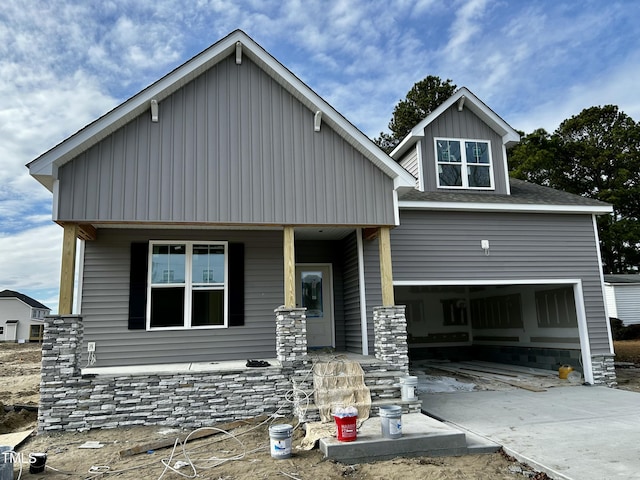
0, 403, 37, 434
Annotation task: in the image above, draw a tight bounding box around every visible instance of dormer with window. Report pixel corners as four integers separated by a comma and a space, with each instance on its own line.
391, 87, 520, 195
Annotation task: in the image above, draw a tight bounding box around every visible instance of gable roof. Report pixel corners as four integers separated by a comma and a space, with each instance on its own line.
398, 177, 613, 214
390, 87, 521, 160
28, 30, 415, 192
0, 289, 50, 309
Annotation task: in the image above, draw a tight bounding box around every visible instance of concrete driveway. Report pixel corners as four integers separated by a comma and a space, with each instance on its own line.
421, 386, 640, 480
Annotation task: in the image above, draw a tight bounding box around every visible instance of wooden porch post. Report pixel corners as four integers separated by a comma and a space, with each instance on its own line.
283, 226, 296, 308
378, 226, 395, 306
59, 223, 78, 315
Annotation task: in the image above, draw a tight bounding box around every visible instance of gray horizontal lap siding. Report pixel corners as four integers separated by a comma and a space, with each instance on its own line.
385, 210, 609, 354
57, 54, 395, 226
81, 229, 283, 367
362, 237, 381, 352
398, 147, 419, 188
419, 105, 508, 194
341, 232, 365, 354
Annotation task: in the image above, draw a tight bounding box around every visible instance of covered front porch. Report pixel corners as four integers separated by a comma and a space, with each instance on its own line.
56, 223, 408, 369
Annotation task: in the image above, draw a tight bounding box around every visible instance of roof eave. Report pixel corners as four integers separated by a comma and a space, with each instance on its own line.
398, 200, 613, 215
390, 87, 521, 160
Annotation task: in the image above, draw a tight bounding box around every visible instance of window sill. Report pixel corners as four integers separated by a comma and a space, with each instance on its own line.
437, 186, 495, 191
146, 325, 227, 331
81, 358, 281, 376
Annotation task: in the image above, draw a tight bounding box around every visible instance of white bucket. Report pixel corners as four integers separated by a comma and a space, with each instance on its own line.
400, 375, 418, 400
269, 424, 293, 459
0, 446, 13, 480
379, 405, 402, 439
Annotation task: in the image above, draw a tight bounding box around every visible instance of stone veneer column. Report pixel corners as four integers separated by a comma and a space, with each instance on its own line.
591, 354, 617, 386
39, 315, 84, 431
373, 306, 409, 373
275, 306, 307, 366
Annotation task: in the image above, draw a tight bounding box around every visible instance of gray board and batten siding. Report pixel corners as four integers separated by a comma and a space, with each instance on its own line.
417, 103, 508, 194
363, 210, 610, 356
56, 53, 395, 226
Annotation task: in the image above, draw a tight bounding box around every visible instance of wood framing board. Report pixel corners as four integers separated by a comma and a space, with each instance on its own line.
416, 361, 569, 392
0, 428, 34, 450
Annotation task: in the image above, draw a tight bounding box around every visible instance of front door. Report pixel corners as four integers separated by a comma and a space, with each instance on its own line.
296, 264, 334, 348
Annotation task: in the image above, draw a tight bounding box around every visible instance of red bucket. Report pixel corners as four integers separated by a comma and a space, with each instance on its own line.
334, 415, 358, 442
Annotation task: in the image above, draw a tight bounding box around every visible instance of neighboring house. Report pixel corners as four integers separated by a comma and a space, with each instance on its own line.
0, 290, 50, 342
27, 30, 615, 432
604, 275, 640, 326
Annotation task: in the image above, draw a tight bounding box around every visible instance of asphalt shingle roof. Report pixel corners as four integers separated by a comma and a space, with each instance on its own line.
604, 275, 640, 284
0, 289, 50, 309
399, 177, 611, 208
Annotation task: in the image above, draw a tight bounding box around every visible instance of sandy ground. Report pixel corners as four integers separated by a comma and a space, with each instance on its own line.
3, 342, 640, 479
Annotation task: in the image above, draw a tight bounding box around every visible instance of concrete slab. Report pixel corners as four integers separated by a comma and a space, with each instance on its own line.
319, 413, 469, 463
422, 386, 640, 480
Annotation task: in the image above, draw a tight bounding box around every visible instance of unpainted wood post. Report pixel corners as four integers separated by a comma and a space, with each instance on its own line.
378, 226, 395, 306
283, 226, 296, 308
59, 223, 78, 315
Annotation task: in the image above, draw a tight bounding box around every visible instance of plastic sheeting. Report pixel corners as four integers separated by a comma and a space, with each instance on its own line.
313, 360, 371, 423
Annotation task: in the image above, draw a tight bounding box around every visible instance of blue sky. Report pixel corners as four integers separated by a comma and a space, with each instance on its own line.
1, 0, 639, 313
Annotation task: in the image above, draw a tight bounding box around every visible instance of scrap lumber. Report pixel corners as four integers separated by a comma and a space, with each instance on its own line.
0, 428, 34, 450
119, 415, 269, 457
424, 363, 547, 392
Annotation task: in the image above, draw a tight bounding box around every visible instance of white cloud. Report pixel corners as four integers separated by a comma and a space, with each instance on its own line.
443, 0, 490, 64
0, 223, 63, 310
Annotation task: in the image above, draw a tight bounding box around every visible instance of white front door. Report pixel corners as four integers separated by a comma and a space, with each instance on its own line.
296, 264, 334, 348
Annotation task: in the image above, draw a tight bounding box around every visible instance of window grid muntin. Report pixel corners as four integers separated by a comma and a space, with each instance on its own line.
435, 137, 494, 189
147, 241, 228, 330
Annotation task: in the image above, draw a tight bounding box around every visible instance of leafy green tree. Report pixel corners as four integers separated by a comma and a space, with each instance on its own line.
509, 105, 640, 273
375, 76, 457, 153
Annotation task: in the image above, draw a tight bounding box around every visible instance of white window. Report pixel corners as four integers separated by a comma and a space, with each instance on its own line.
147, 241, 228, 330
435, 138, 493, 189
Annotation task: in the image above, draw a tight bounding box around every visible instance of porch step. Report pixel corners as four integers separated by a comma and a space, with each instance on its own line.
319, 413, 470, 463
291, 361, 421, 423
297, 397, 422, 423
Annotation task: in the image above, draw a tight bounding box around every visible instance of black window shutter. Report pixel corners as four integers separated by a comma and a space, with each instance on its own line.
228, 243, 245, 326
128, 242, 148, 330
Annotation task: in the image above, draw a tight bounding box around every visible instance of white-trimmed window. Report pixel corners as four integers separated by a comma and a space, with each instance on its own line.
147, 241, 228, 329
435, 138, 493, 189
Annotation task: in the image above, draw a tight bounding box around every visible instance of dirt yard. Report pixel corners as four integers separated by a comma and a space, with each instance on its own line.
2, 341, 639, 479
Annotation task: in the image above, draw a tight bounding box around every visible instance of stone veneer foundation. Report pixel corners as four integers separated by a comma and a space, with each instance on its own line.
591, 354, 617, 387
38, 315, 301, 432
373, 306, 409, 374
37, 307, 417, 432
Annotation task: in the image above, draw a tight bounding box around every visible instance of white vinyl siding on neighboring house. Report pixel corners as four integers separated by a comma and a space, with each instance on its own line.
435, 138, 494, 190
605, 283, 640, 326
